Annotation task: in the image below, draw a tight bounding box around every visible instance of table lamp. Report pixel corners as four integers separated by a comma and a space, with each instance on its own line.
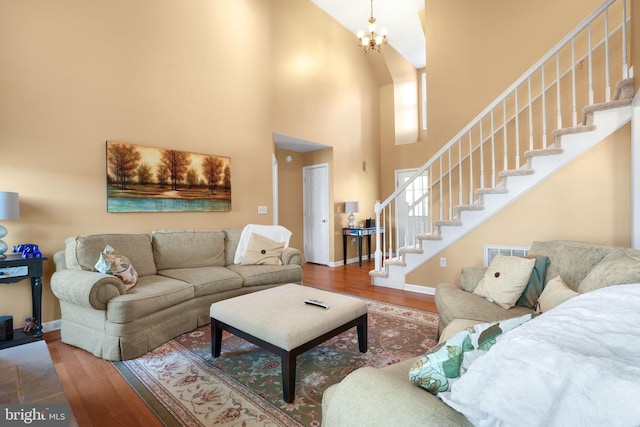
0, 192, 20, 259
344, 201, 360, 228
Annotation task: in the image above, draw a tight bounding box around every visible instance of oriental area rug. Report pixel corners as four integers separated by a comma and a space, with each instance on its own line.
114, 299, 439, 426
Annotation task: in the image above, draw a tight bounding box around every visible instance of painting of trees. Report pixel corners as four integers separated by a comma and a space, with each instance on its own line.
202, 155, 226, 195
107, 143, 141, 189
160, 149, 192, 191
137, 162, 153, 185
106, 141, 231, 212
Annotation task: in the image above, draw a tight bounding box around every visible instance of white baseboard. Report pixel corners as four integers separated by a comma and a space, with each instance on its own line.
42, 319, 61, 332
327, 255, 373, 268
404, 283, 436, 295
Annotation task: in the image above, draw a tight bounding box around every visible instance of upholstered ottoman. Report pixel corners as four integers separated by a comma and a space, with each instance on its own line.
210, 283, 368, 402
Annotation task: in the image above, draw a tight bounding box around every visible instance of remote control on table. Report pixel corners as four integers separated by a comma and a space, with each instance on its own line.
304, 299, 330, 309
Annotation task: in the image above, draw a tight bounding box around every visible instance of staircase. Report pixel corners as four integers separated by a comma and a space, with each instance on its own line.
371, 0, 634, 290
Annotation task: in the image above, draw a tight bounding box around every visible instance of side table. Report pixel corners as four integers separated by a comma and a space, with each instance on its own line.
342, 227, 384, 267
0, 253, 47, 349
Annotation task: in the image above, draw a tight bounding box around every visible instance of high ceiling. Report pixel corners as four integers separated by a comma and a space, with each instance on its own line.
310, 0, 426, 69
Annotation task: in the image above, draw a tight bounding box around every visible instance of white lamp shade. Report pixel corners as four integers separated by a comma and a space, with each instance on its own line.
0, 192, 20, 220
345, 201, 360, 214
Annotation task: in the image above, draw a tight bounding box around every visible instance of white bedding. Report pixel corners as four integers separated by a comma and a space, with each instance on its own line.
439, 283, 640, 427
233, 224, 292, 264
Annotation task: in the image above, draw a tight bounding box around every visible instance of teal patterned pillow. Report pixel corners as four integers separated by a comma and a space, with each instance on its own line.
409, 314, 534, 395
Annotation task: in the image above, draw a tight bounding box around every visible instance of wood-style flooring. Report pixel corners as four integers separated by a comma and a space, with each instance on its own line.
44, 260, 436, 426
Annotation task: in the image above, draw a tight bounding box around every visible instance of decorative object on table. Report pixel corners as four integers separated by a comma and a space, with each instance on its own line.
23, 317, 36, 333
106, 141, 231, 213
356, 0, 388, 53
344, 201, 360, 228
13, 243, 42, 259
0, 191, 20, 259
0, 315, 13, 341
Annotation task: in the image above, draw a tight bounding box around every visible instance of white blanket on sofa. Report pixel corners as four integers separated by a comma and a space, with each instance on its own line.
233, 224, 292, 264
439, 283, 640, 427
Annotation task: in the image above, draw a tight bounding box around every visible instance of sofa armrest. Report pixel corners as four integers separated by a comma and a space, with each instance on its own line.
460, 266, 487, 292
51, 270, 126, 310
322, 367, 470, 427
281, 247, 305, 266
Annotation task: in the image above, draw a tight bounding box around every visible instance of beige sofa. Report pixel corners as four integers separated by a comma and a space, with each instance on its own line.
51, 228, 304, 361
322, 240, 640, 426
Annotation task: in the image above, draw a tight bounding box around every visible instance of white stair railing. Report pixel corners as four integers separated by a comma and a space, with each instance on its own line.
373, 0, 630, 274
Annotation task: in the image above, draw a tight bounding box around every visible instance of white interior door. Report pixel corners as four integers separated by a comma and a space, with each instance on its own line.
303, 164, 330, 265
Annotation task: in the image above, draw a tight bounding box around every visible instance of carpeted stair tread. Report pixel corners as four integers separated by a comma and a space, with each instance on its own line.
499, 168, 535, 177
476, 187, 508, 195
398, 246, 423, 254
454, 204, 485, 212
553, 124, 597, 139
435, 220, 463, 227
368, 269, 389, 278
583, 98, 633, 125
525, 147, 564, 158
417, 233, 443, 241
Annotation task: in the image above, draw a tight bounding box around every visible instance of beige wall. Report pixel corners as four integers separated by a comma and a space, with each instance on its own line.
0, 0, 381, 324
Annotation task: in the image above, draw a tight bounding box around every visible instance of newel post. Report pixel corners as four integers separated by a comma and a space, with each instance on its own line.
374, 201, 382, 271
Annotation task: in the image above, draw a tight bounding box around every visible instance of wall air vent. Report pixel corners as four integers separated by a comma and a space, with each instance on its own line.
484, 245, 529, 266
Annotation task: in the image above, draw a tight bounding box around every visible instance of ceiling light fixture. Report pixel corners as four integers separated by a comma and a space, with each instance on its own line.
357, 0, 388, 53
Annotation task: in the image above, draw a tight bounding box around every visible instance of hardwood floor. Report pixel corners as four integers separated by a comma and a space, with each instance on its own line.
44, 260, 436, 426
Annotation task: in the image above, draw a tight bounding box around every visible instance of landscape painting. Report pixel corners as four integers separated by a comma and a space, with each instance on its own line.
106, 141, 231, 212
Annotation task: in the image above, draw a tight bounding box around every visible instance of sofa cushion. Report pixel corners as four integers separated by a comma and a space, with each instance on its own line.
152, 229, 226, 270
65, 234, 157, 276
241, 233, 285, 265
157, 266, 243, 297
226, 264, 302, 287
435, 283, 534, 327
224, 227, 243, 266
106, 275, 194, 323
536, 276, 578, 313
577, 247, 640, 293
529, 240, 614, 291
473, 255, 536, 309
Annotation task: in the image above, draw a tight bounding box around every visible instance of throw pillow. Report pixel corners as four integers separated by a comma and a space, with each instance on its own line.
516, 255, 550, 308
241, 233, 285, 265
95, 245, 138, 289
409, 314, 534, 395
535, 275, 577, 313
473, 254, 536, 309
577, 247, 640, 293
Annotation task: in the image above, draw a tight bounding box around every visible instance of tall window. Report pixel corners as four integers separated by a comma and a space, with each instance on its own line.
421, 72, 427, 131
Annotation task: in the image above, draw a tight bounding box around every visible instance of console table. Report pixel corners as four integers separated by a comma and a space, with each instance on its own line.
343, 227, 384, 267
0, 254, 47, 349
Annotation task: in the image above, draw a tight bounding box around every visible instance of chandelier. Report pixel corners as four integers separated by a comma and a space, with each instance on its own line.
357, 0, 388, 53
